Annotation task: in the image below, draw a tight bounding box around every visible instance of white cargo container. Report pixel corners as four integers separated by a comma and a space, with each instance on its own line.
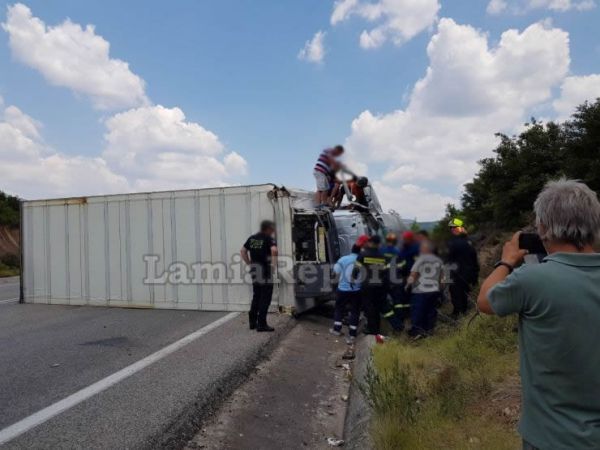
21, 185, 333, 312
21, 182, 405, 313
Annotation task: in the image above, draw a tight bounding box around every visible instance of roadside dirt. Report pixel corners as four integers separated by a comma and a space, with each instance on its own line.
0, 226, 19, 257
185, 309, 353, 450
472, 376, 522, 427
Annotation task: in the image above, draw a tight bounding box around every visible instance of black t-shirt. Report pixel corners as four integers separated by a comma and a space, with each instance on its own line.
244, 232, 276, 278
446, 235, 479, 284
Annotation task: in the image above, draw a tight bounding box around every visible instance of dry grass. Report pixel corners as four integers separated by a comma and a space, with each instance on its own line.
363, 313, 521, 450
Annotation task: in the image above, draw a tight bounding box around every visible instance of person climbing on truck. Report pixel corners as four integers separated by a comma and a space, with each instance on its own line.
313, 145, 344, 207
241, 220, 278, 332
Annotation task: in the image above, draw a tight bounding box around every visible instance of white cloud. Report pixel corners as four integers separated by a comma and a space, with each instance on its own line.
298, 30, 326, 64
0, 101, 248, 198
487, 0, 508, 14
373, 182, 456, 221
343, 19, 570, 219
0, 101, 128, 199
331, 0, 440, 49
553, 74, 600, 118
2, 3, 149, 110
331, 0, 359, 24
527, 0, 596, 11
103, 105, 247, 191
1, 5, 249, 198
487, 0, 596, 14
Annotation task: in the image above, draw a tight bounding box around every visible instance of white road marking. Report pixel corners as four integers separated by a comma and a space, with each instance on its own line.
0, 311, 239, 445
0, 298, 18, 304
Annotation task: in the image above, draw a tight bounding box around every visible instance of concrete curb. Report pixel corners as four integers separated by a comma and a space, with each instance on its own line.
343, 335, 375, 450
149, 314, 297, 449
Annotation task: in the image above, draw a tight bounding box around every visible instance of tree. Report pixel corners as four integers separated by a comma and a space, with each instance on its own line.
0, 191, 20, 228
562, 99, 600, 192
460, 99, 600, 232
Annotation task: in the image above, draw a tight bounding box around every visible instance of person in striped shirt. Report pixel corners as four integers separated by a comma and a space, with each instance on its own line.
313, 145, 344, 207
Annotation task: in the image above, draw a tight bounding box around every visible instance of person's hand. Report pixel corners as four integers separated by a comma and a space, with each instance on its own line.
501, 232, 528, 267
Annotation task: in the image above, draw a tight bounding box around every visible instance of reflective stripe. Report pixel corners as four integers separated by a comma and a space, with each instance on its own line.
394, 304, 410, 309
354, 261, 363, 267
383, 311, 395, 318
349, 325, 358, 330
363, 257, 386, 265
334, 321, 342, 326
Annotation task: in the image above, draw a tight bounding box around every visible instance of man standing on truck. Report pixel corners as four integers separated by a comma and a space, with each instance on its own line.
241, 220, 278, 332
313, 145, 344, 207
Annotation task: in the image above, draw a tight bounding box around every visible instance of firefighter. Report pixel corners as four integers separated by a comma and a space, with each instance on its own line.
446, 218, 479, 318
353, 235, 402, 334
394, 231, 420, 320
381, 233, 406, 330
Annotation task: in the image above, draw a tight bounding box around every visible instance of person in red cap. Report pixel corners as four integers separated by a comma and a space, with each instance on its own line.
356, 234, 369, 248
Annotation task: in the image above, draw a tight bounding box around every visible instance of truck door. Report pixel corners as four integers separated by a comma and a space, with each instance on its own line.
292, 211, 339, 299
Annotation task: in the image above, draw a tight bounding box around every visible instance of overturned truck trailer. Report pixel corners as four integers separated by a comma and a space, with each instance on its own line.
20, 184, 345, 314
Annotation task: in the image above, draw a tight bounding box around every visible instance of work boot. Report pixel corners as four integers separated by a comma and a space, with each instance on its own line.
256, 324, 275, 332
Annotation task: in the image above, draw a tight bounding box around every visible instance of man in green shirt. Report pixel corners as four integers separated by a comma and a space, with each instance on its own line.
478, 179, 600, 450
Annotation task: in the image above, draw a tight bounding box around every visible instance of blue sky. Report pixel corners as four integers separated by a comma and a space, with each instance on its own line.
1, 0, 600, 219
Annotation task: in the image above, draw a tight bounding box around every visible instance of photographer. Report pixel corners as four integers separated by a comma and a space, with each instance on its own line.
477, 179, 600, 450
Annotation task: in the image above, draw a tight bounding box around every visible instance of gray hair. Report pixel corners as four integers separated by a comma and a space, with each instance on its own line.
534, 179, 600, 249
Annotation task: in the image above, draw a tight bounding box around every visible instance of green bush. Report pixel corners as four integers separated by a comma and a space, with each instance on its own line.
361, 354, 420, 424
0, 191, 20, 228
1, 254, 20, 269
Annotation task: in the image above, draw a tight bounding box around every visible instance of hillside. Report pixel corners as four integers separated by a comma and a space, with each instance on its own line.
0, 191, 20, 276
365, 236, 521, 450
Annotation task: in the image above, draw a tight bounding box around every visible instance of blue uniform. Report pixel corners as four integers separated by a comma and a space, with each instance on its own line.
332, 253, 361, 337
333, 253, 361, 292
399, 243, 420, 274
381, 245, 400, 259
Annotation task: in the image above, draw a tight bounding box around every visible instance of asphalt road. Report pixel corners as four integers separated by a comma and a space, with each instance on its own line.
0, 277, 19, 304
0, 285, 290, 449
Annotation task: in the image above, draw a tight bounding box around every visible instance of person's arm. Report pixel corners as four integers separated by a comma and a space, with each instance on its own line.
240, 246, 251, 265
477, 232, 527, 315
406, 271, 419, 288
270, 244, 278, 274
352, 256, 363, 281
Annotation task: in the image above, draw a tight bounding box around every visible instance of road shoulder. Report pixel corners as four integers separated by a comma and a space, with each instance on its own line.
186, 311, 353, 450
